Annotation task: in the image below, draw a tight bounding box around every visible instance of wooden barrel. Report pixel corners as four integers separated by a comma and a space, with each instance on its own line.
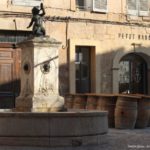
115, 95, 139, 129
64, 94, 74, 109
73, 94, 87, 109
96, 94, 117, 128
86, 94, 98, 110
135, 95, 150, 128
148, 110, 150, 127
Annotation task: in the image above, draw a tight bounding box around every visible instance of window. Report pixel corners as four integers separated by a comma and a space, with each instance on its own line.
127, 0, 149, 16
93, 0, 108, 12
0, 30, 32, 43
76, 0, 85, 9
76, 0, 108, 13
12, 0, 41, 7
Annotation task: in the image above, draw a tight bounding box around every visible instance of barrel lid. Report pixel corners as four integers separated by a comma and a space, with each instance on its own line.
65, 93, 87, 96
134, 94, 150, 100
85, 93, 100, 97
117, 94, 141, 99
85, 93, 116, 97
141, 95, 150, 99
124, 94, 150, 99
64, 93, 74, 96
72, 93, 87, 96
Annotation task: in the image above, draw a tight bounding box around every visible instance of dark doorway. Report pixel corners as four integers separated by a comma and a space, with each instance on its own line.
0, 44, 21, 108
75, 46, 91, 93
119, 53, 147, 94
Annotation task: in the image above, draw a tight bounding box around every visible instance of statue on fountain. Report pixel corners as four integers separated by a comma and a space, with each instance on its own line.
27, 3, 46, 37
15, 3, 66, 113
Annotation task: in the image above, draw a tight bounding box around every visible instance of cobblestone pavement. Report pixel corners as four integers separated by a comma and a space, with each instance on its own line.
0, 128, 150, 150
98, 127, 150, 150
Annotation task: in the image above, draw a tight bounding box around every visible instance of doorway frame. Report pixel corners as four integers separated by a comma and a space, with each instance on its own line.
113, 49, 150, 94
69, 39, 101, 94
118, 53, 147, 94
75, 46, 91, 93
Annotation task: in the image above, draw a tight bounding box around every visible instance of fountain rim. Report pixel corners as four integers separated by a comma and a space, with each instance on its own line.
0, 110, 108, 117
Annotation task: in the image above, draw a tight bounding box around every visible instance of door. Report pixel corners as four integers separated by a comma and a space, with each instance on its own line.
119, 53, 147, 94
0, 44, 21, 108
75, 46, 91, 93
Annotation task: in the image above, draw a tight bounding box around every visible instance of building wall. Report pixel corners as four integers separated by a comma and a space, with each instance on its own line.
0, 0, 150, 95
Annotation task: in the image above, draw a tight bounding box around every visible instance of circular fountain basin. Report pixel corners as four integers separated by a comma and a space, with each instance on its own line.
0, 110, 108, 148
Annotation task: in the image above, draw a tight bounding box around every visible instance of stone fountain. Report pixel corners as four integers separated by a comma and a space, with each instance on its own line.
15, 36, 65, 112
0, 4, 108, 149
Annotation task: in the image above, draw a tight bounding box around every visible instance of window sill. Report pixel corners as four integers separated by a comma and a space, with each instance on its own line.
76, 8, 107, 14
142, 16, 150, 22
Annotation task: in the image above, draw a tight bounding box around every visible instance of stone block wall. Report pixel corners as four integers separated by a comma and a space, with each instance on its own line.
0, 0, 150, 94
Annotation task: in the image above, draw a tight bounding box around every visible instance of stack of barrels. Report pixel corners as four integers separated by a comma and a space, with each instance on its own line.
115, 94, 150, 129
115, 95, 139, 129
65, 93, 150, 129
65, 93, 117, 128
135, 95, 150, 128
96, 94, 117, 128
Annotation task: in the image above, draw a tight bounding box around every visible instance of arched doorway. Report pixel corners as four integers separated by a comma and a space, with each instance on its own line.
119, 53, 147, 94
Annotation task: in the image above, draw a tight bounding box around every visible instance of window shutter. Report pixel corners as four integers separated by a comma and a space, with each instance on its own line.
76, 0, 84, 9
13, 0, 41, 7
127, 0, 138, 16
85, 0, 92, 11
139, 0, 149, 16
93, 0, 108, 13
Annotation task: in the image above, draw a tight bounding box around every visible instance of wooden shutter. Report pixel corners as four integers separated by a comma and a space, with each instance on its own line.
127, 0, 138, 15
12, 0, 41, 7
93, 0, 108, 13
139, 0, 149, 16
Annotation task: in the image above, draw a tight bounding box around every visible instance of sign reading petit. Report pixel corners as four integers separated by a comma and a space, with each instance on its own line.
118, 33, 150, 41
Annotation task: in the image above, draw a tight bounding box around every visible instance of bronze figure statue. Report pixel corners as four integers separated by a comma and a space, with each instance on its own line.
27, 3, 46, 36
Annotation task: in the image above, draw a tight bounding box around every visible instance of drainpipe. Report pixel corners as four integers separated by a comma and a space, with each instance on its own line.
13, 19, 17, 49
62, 17, 70, 49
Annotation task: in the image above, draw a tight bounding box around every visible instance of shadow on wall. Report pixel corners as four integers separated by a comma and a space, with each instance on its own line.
99, 46, 150, 94
59, 64, 69, 96
0, 79, 20, 109
65, 45, 150, 94
99, 49, 118, 93
1, 45, 150, 108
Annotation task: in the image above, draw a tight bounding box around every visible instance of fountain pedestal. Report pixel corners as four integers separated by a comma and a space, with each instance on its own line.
15, 37, 64, 112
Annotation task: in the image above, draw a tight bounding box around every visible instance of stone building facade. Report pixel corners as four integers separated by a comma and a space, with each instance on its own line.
0, 0, 150, 103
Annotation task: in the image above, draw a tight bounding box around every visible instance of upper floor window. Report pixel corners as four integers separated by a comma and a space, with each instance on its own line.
0, 30, 32, 43
12, 0, 41, 7
127, 0, 149, 16
76, 0, 108, 13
